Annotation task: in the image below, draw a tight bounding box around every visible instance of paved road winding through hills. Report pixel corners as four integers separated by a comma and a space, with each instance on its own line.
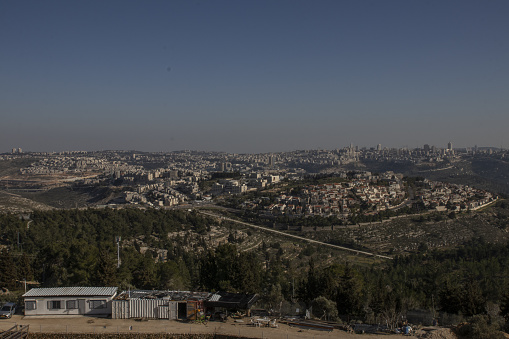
195, 210, 393, 260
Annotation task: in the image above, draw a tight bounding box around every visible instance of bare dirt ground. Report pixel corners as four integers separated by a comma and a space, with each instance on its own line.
0, 315, 428, 339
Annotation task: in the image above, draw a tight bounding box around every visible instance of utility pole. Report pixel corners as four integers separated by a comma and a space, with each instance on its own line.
116, 236, 121, 268
292, 277, 295, 301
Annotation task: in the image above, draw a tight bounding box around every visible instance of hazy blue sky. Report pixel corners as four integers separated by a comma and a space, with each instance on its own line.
1, 0, 508, 153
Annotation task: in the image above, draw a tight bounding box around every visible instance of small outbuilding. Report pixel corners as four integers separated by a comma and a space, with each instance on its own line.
22, 287, 118, 316
205, 291, 259, 313
112, 290, 210, 320
111, 290, 259, 320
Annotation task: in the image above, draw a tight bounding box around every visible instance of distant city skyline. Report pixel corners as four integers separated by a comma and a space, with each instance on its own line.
5, 141, 504, 155
2, 1, 508, 154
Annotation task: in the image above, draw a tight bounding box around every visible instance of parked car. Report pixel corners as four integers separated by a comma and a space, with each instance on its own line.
0, 303, 16, 319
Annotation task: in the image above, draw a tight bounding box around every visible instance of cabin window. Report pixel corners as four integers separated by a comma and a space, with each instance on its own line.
48, 300, 62, 310
25, 301, 36, 310
90, 300, 107, 309
66, 300, 78, 309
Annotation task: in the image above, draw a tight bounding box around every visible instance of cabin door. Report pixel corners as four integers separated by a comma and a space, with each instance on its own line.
78, 299, 86, 314
177, 302, 187, 319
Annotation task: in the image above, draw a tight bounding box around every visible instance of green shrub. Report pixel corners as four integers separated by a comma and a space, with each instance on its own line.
455, 315, 505, 339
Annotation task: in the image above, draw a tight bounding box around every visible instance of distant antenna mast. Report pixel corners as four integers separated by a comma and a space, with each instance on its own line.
116, 236, 121, 268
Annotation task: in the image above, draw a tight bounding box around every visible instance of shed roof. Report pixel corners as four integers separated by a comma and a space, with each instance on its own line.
115, 290, 210, 301
23, 287, 118, 298
205, 291, 258, 309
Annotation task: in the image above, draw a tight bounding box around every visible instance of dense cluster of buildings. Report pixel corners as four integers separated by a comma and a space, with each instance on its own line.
237, 169, 497, 220
0, 145, 504, 210
299, 172, 406, 217
416, 180, 496, 212
244, 171, 406, 219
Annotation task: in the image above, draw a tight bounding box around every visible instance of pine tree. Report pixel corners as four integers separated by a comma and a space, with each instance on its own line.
95, 246, 118, 286
461, 277, 486, 316
304, 258, 320, 304
500, 289, 509, 322
336, 264, 364, 319
439, 279, 463, 314
134, 252, 157, 289
17, 252, 33, 282
0, 249, 17, 289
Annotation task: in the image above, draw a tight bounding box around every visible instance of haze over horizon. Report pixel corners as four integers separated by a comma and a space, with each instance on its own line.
2, 1, 508, 154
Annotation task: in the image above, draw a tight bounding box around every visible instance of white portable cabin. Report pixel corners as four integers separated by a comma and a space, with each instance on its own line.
22, 287, 118, 316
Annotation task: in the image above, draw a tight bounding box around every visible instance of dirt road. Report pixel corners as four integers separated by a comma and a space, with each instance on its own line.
0, 315, 419, 339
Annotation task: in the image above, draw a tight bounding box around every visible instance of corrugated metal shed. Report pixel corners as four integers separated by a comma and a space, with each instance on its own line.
111, 290, 212, 320
112, 299, 180, 319
130, 299, 167, 319
112, 299, 130, 319
23, 287, 118, 297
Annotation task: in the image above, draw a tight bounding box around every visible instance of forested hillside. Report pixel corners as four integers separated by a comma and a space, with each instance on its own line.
1, 207, 509, 331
